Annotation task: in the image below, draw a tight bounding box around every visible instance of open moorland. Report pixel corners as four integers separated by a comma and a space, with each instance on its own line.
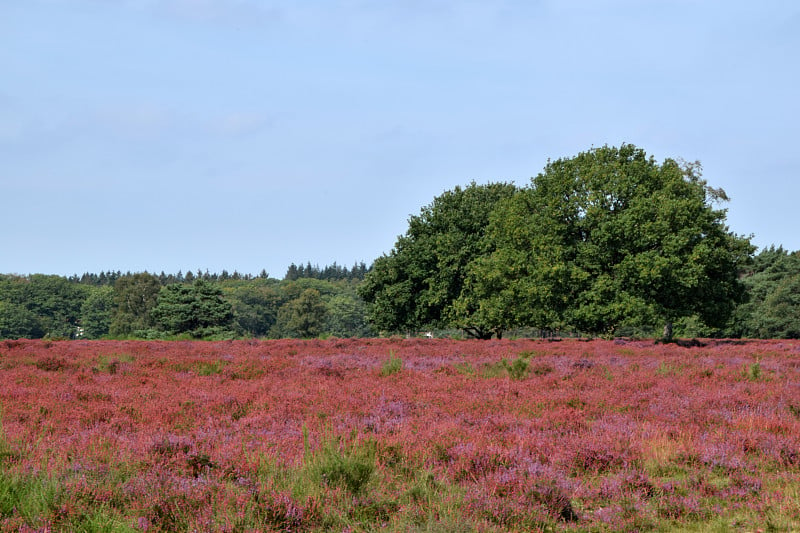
0, 338, 799, 532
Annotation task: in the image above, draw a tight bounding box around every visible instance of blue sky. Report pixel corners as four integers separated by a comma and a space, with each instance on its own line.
2, 1, 799, 278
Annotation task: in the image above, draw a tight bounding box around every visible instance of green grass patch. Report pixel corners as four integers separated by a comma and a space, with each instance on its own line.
247, 428, 476, 532
93, 352, 136, 375
503, 352, 531, 380
453, 361, 476, 377
480, 352, 537, 380
0, 417, 21, 466
0, 469, 64, 528
380, 351, 404, 377
196, 360, 226, 376
743, 361, 763, 381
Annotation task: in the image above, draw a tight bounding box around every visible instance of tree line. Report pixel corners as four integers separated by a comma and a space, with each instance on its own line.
2, 144, 799, 340
0, 264, 373, 340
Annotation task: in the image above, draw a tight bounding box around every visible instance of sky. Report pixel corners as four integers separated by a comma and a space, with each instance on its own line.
2, 0, 799, 279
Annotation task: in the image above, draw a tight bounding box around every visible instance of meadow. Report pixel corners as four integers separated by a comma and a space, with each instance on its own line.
0, 337, 798, 532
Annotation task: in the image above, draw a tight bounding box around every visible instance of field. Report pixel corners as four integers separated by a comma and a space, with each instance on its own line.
1, 338, 799, 532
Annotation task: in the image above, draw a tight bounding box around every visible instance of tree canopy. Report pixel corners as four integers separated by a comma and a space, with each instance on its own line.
109, 273, 162, 336
272, 288, 328, 338
460, 145, 754, 338
151, 279, 234, 338
362, 145, 754, 339
0, 274, 85, 338
358, 181, 519, 338
731, 246, 800, 338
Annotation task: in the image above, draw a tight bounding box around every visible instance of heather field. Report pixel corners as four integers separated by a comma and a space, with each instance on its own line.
1, 338, 799, 532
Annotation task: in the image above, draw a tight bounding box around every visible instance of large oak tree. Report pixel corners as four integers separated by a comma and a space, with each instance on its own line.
359, 182, 518, 338
458, 144, 754, 338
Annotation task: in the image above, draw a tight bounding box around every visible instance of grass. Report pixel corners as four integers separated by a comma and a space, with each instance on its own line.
479, 352, 545, 380
501, 353, 530, 380
0, 470, 63, 527
307, 430, 376, 495
195, 359, 226, 376
380, 350, 404, 376
246, 428, 480, 532
744, 360, 763, 381
453, 361, 476, 376
0, 415, 18, 466
94, 352, 136, 374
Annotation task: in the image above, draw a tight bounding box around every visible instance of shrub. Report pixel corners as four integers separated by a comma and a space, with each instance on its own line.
33, 356, 69, 372
745, 361, 762, 381
380, 351, 403, 377
313, 434, 376, 495
196, 360, 225, 376
502, 353, 531, 380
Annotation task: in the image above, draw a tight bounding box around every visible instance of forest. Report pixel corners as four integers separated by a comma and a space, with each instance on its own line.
0, 246, 797, 341
0, 263, 373, 340
2, 145, 799, 341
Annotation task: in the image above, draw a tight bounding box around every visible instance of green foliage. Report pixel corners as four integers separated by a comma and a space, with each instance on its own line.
80, 285, 114, 338
285, 261, 370, 281
380, 350, 404, 377
151, 279, 234, 338
0, 267, 379, 340
359, 182, 519, 338
109, 273, 161, 336
25, 275, 87, 338
502, 352, 531, 380
271, 288, 328, 338
478, 353, 541, 380
225, 282, 282, 337
68, 508, 138, 533
0, 470, 63, 527
460, 144, 754, 337
732, 247, 800, 338
656, 361, 680, 377
2, 146, 794, 342
195, 360, 226, 376
0, 300, 43, 339
0, 274, 86, 338
250, 429, 474, 532
744, 361, 763, 381
673, 314, 717, 339
311, 434, 376, 495
453, 361, 476, 377
325, 293, 373, 338
93, 352, 135, 374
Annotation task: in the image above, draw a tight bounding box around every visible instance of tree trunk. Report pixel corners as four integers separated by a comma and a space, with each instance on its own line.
464, 327, 493, 340
662, 322, 674, 341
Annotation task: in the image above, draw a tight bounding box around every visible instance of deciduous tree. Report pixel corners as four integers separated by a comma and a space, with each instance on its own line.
227, 282, 282, 337
110, 273, 162, 336
462, 145, 753, 338
20, 274, 86, 338
272, 288, 328, 338
80, 286, 114, 339
359, 182, 518, 338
